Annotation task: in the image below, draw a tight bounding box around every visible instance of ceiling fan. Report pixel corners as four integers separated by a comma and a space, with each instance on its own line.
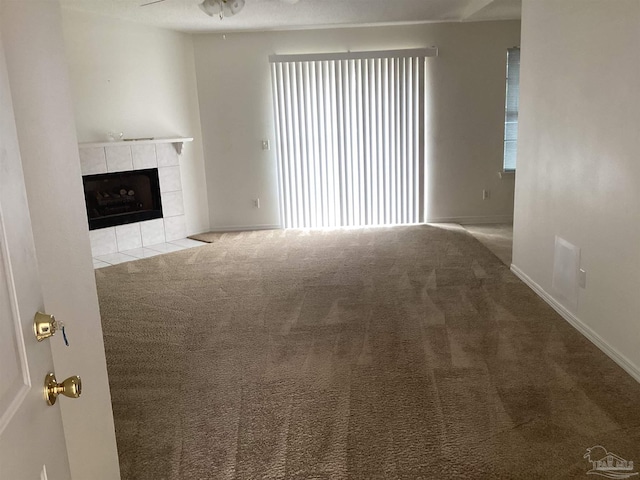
140, 0, 299, 20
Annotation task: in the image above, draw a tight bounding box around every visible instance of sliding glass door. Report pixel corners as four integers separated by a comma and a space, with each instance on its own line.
270, 49, 433, 229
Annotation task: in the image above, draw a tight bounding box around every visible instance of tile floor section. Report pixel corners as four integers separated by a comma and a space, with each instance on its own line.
92, 238, 206, 269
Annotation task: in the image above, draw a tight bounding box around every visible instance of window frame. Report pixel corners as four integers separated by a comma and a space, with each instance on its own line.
503, 46, 520, 172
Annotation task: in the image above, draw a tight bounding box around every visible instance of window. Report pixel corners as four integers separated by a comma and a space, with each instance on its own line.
270, 49, 435, 229
503, 47, 520, 171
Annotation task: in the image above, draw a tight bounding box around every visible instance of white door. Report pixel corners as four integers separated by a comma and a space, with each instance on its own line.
0, 29, 72, 480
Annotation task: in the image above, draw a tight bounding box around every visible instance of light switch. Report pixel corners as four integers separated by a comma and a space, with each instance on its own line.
579, 268, 587, 288
262, 140, 270, 151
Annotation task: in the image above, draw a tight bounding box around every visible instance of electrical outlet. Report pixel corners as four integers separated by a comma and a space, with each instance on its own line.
262, 140, 270, 151
482, 189, 490, 200
253, 198, 260, 209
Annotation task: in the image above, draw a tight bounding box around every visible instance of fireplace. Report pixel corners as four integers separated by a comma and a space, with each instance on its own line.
83, 168, 163, 230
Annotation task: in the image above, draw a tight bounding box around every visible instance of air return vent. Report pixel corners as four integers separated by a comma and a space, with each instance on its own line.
552, 236, 580, 308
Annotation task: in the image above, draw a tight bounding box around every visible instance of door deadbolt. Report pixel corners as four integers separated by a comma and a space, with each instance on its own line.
44, 373, 82, 406
34, 312, 57, 341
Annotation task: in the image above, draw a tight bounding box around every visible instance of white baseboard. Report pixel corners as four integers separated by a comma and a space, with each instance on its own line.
205, 224, 281, 232
510, 264, 640, 384
427, 215, 513, 225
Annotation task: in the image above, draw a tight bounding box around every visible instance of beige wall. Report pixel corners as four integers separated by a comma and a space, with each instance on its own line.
513, 0, 640, 380
0, 0, 120, 478
193, 21, 521, 229
61, 10, 210, 235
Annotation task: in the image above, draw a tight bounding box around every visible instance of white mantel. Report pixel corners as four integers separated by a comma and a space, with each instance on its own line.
79, 136, 193, 154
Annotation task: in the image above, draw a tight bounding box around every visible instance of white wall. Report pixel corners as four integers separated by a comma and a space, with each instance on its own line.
193, 21, 521, 229
61, 10, 210, 235
0, 1, 121, 478
513, 0, 640, 380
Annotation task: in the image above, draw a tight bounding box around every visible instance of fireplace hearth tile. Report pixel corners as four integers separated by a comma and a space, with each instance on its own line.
164, 215, 186, 242
119, 247, 164, 259
86, 142, 188, 257
169, 238, 205, 248
106, 146, 134, 173
132, 145, 157, 170
116, 224, 143, 251
158, 166, 182, 193
162, 191, 185, 218
80, 147, 107, 175
145, 243, 186, 254
141, 219, 166, 246
89, 227, 117, 256
94, 252, 139, 266
92, 238, 205, 268
156, 143, 179, 167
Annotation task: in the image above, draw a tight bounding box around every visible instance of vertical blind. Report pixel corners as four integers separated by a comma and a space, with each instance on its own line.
503, 47, 520, 171
270, 49, 434, 229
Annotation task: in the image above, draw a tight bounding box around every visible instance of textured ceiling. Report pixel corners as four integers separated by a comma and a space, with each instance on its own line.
59, 0, 521, 33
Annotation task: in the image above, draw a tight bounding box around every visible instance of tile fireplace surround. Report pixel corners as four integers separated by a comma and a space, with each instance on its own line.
79, 138, 193, 261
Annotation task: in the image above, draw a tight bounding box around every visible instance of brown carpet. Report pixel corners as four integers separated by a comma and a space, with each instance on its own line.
463, 224, 514, 266
188, 230, 280, 243
95, 225, 640, 480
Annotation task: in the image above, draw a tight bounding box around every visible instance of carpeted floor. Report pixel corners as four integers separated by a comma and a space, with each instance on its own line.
95, 225, 640, 480
463, 224, 513, 266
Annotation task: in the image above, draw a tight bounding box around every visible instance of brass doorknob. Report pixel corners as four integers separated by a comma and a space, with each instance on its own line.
44, 373, 82, 406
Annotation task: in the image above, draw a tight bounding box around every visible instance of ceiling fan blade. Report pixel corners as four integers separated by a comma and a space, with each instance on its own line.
140, 0, 166, 6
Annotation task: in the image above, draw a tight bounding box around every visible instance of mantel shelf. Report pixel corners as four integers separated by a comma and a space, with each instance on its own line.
79, 137, 193, 154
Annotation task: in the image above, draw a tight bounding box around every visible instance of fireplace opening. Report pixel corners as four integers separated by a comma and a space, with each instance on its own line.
83, 168, 163, 230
